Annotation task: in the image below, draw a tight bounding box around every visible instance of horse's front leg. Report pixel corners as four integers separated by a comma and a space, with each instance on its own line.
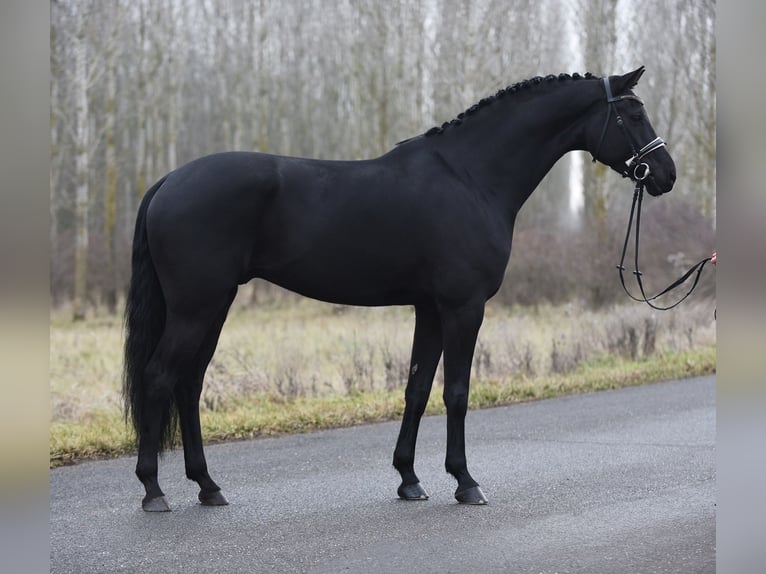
439, 301, 488, 505
393, 301, 443, 500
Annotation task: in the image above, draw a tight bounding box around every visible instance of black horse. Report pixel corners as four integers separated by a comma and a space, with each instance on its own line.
124, 67, 675, 511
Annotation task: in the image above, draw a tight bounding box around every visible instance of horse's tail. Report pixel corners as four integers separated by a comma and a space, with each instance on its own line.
123, 175, 177, 450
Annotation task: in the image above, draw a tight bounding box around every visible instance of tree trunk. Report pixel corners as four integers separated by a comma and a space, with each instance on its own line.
103, 34, 118, 313
72, 22, 90, 321
50, 56, 60, 301
135, 3, 147, 198
580, 0, 618, 241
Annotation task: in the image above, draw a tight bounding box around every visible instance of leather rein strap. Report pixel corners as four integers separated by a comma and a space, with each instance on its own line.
617, 179, 713, 311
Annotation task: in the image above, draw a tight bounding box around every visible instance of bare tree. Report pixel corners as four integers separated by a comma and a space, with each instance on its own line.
71, 1, 93, 320
101, 2, 121, 312
50, 15, 61, 274
576, 0, 619, 240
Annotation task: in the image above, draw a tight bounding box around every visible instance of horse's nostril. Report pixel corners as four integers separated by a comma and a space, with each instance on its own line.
670, 169, 676, 182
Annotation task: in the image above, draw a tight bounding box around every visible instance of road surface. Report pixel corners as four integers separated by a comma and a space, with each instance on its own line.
50, 375, 715, 573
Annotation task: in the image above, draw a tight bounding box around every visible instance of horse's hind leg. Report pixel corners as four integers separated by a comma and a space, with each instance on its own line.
135, 307, 222, 512
175, 289, 237, 506
393, 301, 443, 500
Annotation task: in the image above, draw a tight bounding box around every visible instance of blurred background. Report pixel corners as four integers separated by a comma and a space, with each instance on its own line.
49, 0, 715, 317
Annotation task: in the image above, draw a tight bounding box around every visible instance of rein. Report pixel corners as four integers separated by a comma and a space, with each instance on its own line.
595, 76, 712, 310
617, 178, 712, 311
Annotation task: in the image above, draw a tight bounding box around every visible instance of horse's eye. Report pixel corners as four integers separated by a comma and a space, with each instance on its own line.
630, 113, 644, 123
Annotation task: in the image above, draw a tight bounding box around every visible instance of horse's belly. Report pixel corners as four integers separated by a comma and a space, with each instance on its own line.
255, 249, 424, 307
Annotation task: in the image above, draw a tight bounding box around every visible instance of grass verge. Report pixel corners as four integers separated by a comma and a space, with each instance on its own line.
50, 345, 715, 467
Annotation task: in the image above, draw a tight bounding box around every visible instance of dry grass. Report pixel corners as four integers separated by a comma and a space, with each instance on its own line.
50, 315, 125, 421
50, 297, 716, 464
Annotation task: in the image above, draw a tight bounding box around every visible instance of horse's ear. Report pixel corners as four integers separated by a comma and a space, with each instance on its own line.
613, 66, 646, 94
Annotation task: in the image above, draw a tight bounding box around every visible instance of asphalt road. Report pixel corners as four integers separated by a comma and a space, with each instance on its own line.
50, 376, 715, 573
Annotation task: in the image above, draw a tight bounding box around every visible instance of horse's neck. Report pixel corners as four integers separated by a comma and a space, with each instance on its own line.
434, 85, 595, 218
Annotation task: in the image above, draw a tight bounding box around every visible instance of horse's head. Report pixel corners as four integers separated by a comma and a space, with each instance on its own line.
587, 66, 676, 197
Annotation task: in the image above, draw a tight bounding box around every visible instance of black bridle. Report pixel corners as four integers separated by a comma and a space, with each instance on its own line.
591, 77, 667, 180
594, 77, 713, 311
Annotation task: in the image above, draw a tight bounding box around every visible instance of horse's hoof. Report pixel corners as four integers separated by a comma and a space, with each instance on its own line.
398, 482, 430, 500
455, 486, 488, 505
142, 495, 171, 512
199, 490, 229, 506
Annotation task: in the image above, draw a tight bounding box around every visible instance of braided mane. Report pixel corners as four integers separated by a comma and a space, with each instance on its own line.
420, 72, 599, 138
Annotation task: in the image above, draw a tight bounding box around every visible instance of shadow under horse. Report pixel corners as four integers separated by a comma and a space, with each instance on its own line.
124, 67, 676, 511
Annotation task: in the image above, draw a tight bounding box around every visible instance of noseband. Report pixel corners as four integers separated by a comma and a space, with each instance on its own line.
591, 77, 666, 181
592, 77, 713, 311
